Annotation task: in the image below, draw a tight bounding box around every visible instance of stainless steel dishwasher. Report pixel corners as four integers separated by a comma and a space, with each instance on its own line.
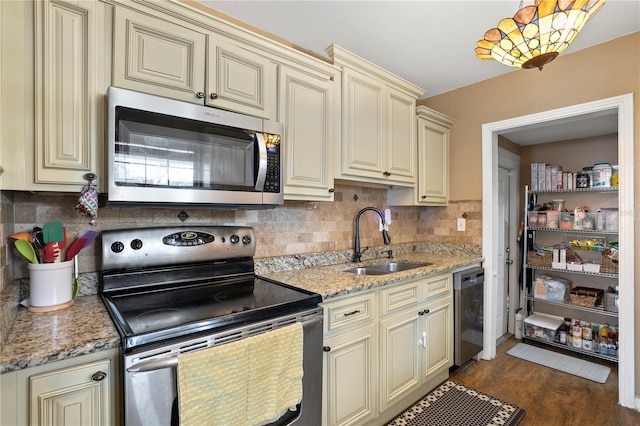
453, 267, 485, 366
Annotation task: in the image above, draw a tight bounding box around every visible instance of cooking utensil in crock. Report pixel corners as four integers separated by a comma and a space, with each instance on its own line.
65, 238, 87, 261
79, 230, 99, 248
15, 240, 39, 264
72, 256, 79, 298
43, 220, 64, 244
43, 242, 60, 263
32, 227, 45, 249
9, 232, 35, 243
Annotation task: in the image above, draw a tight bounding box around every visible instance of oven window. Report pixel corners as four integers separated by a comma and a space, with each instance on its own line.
114, 107, 256, 191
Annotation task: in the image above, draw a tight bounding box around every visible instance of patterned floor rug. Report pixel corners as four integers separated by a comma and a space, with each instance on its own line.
386, 380, 526, 426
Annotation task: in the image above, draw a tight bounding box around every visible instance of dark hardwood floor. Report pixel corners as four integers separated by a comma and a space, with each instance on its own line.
449, 337, 640, 426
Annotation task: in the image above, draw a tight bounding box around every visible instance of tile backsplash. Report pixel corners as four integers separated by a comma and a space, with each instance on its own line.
2, 182, 482, 285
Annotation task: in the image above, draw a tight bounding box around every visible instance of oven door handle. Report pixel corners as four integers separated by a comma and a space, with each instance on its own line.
127, 356, 178, 373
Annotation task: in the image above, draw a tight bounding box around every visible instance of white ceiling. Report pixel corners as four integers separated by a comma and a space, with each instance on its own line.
198, 0, 639, 144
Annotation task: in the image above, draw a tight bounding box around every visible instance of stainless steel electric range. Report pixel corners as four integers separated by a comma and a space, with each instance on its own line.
100, 226, 323, 426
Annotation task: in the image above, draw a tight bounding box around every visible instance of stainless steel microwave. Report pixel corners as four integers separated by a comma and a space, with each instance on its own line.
106, 87, 283, 208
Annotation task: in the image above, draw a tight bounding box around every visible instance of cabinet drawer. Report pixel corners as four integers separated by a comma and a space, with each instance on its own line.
323, 292, 376, 334
380, 278, 422, 316
423, 273, 452, 301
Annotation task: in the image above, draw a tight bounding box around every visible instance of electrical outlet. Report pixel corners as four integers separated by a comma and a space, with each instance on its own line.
457, 218, 466, 232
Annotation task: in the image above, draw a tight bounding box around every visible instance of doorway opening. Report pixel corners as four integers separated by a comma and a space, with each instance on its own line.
481, 94, 635, 408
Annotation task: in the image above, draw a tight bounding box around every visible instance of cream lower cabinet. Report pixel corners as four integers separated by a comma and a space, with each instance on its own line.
379, 274, 453, 413
113, 5, 277, 120
279, 65, 340, 201
328, 44, 423, 187
322, 273, 453, 426
323, 323, 378, 426
322, 291, 377, 426
1, 349, 119, 426
388, 106, 454, 206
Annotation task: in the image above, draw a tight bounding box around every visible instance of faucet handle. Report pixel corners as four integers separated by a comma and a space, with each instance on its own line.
380, 249, 393, 259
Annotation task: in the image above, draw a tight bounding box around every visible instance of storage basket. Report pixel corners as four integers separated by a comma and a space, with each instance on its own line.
600, 248, 619, 274
569, 287, 603, 308
527, 250, 552, 267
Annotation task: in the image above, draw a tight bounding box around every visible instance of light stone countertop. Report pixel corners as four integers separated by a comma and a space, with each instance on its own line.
260, 253, 483, 300
0, 296, 120, 374
1, 249, 482, 374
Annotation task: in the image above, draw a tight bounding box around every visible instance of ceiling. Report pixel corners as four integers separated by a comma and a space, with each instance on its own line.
197, 1, 638, 145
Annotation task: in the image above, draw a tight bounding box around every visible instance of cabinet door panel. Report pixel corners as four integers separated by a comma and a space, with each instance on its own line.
113, 7, 206, 103
380, 310, 421, 412
323, 324, 377, 426
341, 68, 385, 177
207, 40, 277, 120
280, 67, 335, 200
30, 359, 111, 426
425, 297, 453, 378
418, 117, 449, 205
35, 0, 96, 184
386, 88, 416, 182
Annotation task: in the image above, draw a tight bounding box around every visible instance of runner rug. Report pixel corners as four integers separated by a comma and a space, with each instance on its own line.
507, 342, 611, 383
386, 380, 525, 426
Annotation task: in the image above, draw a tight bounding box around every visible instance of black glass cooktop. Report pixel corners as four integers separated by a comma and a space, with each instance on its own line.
102, 277, 321, 351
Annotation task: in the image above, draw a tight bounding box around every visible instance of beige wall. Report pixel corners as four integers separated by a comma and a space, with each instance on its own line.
420, 32, 639, 397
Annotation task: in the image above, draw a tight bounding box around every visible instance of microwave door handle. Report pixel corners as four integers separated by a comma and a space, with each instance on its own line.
254, 133, 267, 191
126, 356, 178, 373
254, 133, 267, 190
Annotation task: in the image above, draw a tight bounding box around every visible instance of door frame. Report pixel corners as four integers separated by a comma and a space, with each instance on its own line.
498, 148, 520, 336
481, 94, 635, 408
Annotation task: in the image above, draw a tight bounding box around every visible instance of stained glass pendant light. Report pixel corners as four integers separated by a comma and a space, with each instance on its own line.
475, 0, 606, 70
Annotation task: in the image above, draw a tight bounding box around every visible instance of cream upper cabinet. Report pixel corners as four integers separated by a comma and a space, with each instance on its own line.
113, 6, 277, 120
388, 106, 454, 206
1, 349, 119, 426
0, 0, 104, 190
279, 65, 340, 201
328, 45, 423, 187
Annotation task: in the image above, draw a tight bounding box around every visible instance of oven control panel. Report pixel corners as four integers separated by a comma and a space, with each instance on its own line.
101, 226, 256, 270
162, 231, 215, 246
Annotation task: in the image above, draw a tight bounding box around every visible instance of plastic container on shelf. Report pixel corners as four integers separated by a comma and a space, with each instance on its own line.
611, 164, 619, 187
592, 162, 612, 187
546, 210, 559, 228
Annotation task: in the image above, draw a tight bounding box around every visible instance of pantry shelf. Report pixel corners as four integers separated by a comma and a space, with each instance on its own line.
523, 336, 618, 363
524, 265, 618, 279
528, 227, 618, 235
531, 187, 618, 195
527, 295, 618, 319
522, 182, 619, 365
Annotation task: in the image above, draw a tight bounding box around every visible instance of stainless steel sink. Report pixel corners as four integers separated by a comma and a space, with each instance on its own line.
344, 262, 432, 275
344, 267, 389, 276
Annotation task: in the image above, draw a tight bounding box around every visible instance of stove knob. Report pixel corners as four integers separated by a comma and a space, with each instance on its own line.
230, 234, 240, 244
130, 239, 143, 250
111, 241, 125, 253
242, 235, 252, 245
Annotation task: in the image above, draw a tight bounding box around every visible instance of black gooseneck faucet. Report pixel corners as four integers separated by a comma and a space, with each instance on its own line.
353, 207, 391, 263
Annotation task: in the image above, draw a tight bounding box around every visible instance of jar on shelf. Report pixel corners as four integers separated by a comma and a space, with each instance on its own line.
592, 162, 612, 187
611, 164, 619, 187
